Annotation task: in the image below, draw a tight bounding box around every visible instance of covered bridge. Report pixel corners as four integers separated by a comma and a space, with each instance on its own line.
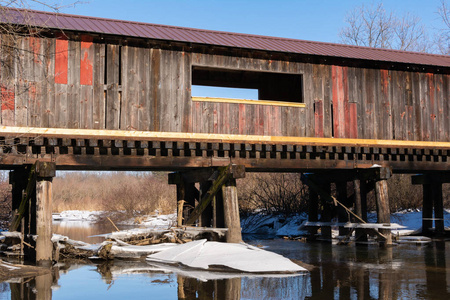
0, 8, 449, 264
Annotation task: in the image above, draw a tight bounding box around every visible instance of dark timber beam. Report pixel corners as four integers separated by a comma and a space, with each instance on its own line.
413, 173, 447, 236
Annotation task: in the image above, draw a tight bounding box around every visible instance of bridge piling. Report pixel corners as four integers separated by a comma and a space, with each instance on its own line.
169, 165, 244, 243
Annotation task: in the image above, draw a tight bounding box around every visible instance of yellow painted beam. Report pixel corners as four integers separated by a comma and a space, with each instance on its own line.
192, 96, 306, 108
1, 126, 450, 149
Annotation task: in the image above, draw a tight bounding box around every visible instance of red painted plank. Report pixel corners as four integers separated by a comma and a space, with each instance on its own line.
1, 87, 15, 111
349, 102, 358, 138
332, 65, 339, 138
332, 65, 345, 138
80, 35, 94, 85
55, 38, 68, 84
343, 66, 350, 138
29, 37, 41, 64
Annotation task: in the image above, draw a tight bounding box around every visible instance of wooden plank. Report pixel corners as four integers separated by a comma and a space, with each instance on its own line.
105, 44, 120, 129
27, 37, 41, 127
436, 74, 445, 141
304, 63, 314, 137
54, 36, 68, 84
238, 103, 246, 135
428, 73, 437, 141
121, 45, 133, 129
150, 49, 161, 131
313, 64, 324, 137
314, 100, 324, 137
419, 72, 429, 141
43, 38, 56, 128
343, 66, 350, 138
93, 43, 105, 129
380, 69, 392, 140
139, 47, 151, 131
332, 66, 342, 138
182, 52, 191, 132
365, 69, 375, 139
67, 39, 80, 128
0, 35, 16, 126
412, 72, 422, 141
322, 65, 332, 138
80, 36, 94, 129
356, 68, 365, 139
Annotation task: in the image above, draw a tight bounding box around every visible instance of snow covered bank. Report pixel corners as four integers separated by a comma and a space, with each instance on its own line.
241, 213, 307, 237
53, 210, 177, 228
146, 239, 307, 273
119, 213, 177, 228
53, 210, 103, 222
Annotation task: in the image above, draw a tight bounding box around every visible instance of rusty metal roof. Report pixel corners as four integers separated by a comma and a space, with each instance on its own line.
2, 7, 450, 68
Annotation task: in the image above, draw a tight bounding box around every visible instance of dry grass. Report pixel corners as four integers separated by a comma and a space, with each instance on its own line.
52, 171, 176, 218
238, 173, 309, 216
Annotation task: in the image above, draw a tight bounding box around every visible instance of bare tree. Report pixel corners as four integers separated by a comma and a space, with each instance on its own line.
339, 2, 430, 52
436, 0, 450, 54
0, 1, 79, 128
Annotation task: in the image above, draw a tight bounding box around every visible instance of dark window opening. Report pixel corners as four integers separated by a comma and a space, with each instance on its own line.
192, 67, 303, 103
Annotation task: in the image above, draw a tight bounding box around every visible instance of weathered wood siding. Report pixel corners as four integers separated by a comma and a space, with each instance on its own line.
1, 35, 449, 141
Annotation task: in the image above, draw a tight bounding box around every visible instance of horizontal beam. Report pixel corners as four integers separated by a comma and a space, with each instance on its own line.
412, 173, 450, 185
2, 126, 450, 150
0, 152, 448, 172
168, 165, 245, 184
192, 96, 306, 108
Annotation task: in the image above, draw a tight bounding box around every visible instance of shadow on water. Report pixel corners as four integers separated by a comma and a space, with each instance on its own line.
1, 221, 450, 299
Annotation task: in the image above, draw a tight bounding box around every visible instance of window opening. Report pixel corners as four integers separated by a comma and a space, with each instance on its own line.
192, 67, 303, 103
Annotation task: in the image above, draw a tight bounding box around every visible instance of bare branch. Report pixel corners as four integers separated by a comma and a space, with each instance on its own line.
339, 1, 430, 52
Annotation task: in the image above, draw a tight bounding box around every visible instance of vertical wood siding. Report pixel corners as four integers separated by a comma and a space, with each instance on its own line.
0, 35, 448, 142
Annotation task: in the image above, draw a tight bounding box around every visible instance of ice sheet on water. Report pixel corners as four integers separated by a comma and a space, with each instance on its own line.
146, 239, 307, 273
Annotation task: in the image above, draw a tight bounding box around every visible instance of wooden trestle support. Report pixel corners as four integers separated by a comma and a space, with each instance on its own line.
9, 161, 56, 266
3, 127, 450, 262
169, 165, 245, 243
303, 167, 393, 246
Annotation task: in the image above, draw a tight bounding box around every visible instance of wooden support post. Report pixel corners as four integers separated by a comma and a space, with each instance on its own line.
375, 179, 392, 246
176, 180, 186, 227
9, 168, 28, 232
222, 178, 242, 243
213, 188, 225, 228
308, 189, 319, 239
422, 184, 433, 235
200, 181, 213, 227
35, 161, 56, 267
184, 183, 197, 224
432, 182, 444, 235
355, 179, 368, 242
319, 182, 332, 241
336, 181, 350, 236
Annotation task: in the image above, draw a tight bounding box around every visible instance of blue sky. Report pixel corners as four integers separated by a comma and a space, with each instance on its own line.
48, 0, 445, 44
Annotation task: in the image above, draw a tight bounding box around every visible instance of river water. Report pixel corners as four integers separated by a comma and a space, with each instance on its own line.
1, 222, 450, 299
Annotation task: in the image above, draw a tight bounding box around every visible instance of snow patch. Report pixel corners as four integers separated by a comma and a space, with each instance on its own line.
146, 239, 307, 273
241, 213, 307, 237
53, 210, 103, 222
